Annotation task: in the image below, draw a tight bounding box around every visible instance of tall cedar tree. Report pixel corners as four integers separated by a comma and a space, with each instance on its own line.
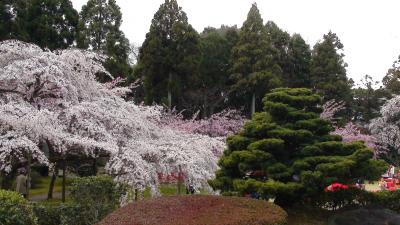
137, 0, 200, 109
286, 34, 312, 88
194, 26, 239, 117
310, 32, 352, 104
210, 88, 387, 206
27, 0, 78, 50
382, 55, 400, 95
230, 4, 281, 116
0, 0, 29, 41
77, 0, 131, 79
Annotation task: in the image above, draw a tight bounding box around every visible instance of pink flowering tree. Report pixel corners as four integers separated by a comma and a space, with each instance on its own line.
158, 108, 246, 138
0, 40, 226, 197
321, 100, 380, 157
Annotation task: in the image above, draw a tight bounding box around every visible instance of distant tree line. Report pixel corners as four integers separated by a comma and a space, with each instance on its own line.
1, 0, 399, 122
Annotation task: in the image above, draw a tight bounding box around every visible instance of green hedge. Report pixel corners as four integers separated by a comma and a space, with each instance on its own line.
0, 190, 38, 225
310, 188, 400, 212
32, 202, 86, 225
32, 175, 127, 225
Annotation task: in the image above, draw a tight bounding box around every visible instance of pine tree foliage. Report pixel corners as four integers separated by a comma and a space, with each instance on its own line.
27, 0, 79, 50
286, 34, 312, 88
137, 0, 200, 107
210, 88, 387, 206
310, 32, 352, 103
230, 4, 281, 115
0, 0, 29, 41
382, 55, 400, 95
77, 0, 131, 78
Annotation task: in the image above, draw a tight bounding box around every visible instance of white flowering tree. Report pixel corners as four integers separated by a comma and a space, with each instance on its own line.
370, 96, 400, 166
0, 40, 226, 198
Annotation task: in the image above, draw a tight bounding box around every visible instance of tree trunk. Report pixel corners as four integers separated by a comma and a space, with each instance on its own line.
62, 160, 66, 202
177, 165, 182, 195
203, 94, 208, 118
134, 188, 139, 201
26, 153, 31, 200
47, 163, 58, 200
251, 93, 256, 116
168, 72, 172, 110
92, 158, 97, 176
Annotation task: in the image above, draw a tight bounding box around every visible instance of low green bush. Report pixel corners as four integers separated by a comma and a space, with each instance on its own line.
69, 175, 127, 225
0, 189, 37, 225
31, 176, 127, 225
309, 188, 400, 213
32, 202, 86, 225
362, 190, 400, 212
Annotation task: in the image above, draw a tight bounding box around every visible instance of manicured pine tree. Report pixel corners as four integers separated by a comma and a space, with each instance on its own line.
230, 3, 281, 116
77, 0, 131, 79
310, 31, 352, 103
27, 0, 79, 50
210, 88, 387, 206
137, 0, 200, 109
0, 0, 29, 42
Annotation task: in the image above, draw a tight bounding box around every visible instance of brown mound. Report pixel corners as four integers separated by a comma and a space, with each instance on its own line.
98, 195, 287, 225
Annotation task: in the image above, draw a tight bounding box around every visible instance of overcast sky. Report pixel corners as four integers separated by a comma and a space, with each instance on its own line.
71, 0, 400, 85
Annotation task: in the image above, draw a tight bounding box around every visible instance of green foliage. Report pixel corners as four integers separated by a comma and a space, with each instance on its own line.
69, 175, 127, 225
210, 88, 388, 206
27, 0, 78, 50
310, 32, 352, 105
286, 33, 312, 88
137, 0, 200, 108
352, 75, 390, 123
230, 3, 282, 115
383, 55, 400, 95
0, 190, 37, 225
194, 25, 239, 116
0, 0, 29, 41
78, 0, 131, 79
32, 202, 86, 225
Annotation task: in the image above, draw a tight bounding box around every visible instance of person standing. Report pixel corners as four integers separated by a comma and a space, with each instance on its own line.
15, 168, 29, 198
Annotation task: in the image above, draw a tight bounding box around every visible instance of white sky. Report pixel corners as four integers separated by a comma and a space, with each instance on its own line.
71, 0, 400, 85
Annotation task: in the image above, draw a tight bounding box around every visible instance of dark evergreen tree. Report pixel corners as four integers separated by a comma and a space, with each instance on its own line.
286, 33, 312, 88
137, 0, 200, 109
210, 88, 387, 206
310, 32, 352, 103
230, 4, 281, 116
265, 21, 290, 85
192, 25, 239, 117
382, 55, 400, 95
27, 0, 78, 50
0, 0, 29, 41
352, 75, 390, 123
78, 0, 131, 79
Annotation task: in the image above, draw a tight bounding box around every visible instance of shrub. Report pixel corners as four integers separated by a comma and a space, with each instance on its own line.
98, 195, 287, 225
32, 202, 86, 225
0, 190, 37, 225
69, 175, 127, 225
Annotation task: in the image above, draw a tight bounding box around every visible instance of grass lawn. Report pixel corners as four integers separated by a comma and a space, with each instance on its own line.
30, 176, 71, 197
